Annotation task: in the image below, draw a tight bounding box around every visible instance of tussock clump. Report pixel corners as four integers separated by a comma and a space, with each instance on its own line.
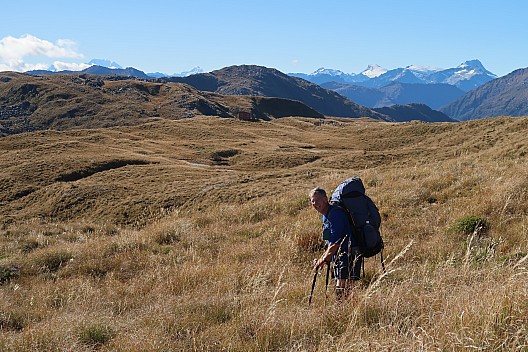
0, 264, 20, 284
19, 237, 41, 253
283, 193, 310, 215
78, 323, 115, 347
149, 219, 195, 245
0, 310, 26, 332
451, 215, 490, 236
32, 249, 74, 273
293, 231, 324, 254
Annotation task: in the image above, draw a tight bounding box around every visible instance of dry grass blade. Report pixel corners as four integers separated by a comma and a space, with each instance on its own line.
364, 239, 414, 298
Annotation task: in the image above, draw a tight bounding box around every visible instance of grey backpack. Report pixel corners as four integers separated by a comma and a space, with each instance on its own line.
330, 177, 384, 259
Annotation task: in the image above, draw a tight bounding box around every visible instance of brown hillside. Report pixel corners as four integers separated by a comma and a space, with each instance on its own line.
2, 115, 527, 226
0, 72, 323, 136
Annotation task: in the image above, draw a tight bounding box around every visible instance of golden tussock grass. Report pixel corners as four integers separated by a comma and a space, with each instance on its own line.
0, 116, 527, 351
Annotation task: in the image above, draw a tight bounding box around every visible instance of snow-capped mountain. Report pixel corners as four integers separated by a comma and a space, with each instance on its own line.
427, 60, 497, 91
146, 67, 206, 78
87, 59, 122, 69
440, 67, 528, 120
358, 67, 425, 88
312, 67, 347, 76
360, 64, 387, 78
43, 58, 121, 72
172, 66, 205, 77
405, 65, 443, 79
289, 67, 370, 84
289, 67, 357, 85
289, 60, 497, 92
82, 60, 206, 78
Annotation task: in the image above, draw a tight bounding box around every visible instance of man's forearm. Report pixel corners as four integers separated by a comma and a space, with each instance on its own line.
319, 242, 340, 266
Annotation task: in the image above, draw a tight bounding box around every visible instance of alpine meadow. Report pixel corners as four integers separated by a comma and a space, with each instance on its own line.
3, 0, 528, 348
1, 108, 527, 350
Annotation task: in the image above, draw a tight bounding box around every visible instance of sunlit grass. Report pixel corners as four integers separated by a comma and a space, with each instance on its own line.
1, 116, 528, 350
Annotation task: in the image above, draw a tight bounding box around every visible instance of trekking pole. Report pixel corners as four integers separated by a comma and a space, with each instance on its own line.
308, 266, 319, 305
324, 262, 330, 306
379, 224, 386, 273
380, 250, 386, 273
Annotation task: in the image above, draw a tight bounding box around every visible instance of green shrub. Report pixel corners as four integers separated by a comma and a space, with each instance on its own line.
78, 324, 114, 347
0, 265, 20, 284
451, 215, 490, 235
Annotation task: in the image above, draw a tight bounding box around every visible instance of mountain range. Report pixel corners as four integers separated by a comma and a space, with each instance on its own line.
167, 65, 390, 120
440, 67, 528, 120
44, 59, 204, 78
290, 60, 497, 110
320, 81, 466, 110
1, 67, 460, 137
31, 59, 496, 93
290, 60, 497, 92
4, 59, 528, 126
24, 59, 500, 115
28, 65, 151, 79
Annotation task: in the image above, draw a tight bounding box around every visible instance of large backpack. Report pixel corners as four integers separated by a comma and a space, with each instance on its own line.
330, 177, 384, 260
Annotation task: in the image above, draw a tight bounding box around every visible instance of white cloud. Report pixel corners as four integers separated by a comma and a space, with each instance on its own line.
52, 61, 91, 71
56, 39, 78, 49
0, 34, 85, 72
0, 60, 49, 72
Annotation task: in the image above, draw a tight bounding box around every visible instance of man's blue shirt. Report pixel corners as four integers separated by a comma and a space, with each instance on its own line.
322, 204, 357, 247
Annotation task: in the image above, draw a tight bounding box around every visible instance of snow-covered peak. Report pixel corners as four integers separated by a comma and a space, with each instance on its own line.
456, 60, 496, 76
311, 67, 346, 76
174, 66, 205, 77
406, 65, 443, 74
445, 68, 481, 85
87, 59, 122, 69
457, 59, 484, 70
360, 64, 387, 78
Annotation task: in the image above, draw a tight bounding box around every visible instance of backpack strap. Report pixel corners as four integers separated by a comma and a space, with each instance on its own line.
339, 204, 363, 250
326, 205, 353, 246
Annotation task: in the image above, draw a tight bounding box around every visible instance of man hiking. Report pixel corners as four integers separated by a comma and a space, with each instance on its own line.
309, 187, 362, 301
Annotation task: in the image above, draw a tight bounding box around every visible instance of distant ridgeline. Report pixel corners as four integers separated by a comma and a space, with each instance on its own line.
4, 61, 527, 130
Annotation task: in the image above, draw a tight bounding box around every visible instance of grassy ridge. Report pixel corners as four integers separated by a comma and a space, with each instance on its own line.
1, 116, 527, 351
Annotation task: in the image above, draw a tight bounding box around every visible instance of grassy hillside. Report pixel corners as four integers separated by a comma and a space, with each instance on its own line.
0, 72, 323, 136
1, 116, 527, 351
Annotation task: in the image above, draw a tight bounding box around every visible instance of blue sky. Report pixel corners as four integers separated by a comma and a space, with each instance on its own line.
1, 0, 526, 76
